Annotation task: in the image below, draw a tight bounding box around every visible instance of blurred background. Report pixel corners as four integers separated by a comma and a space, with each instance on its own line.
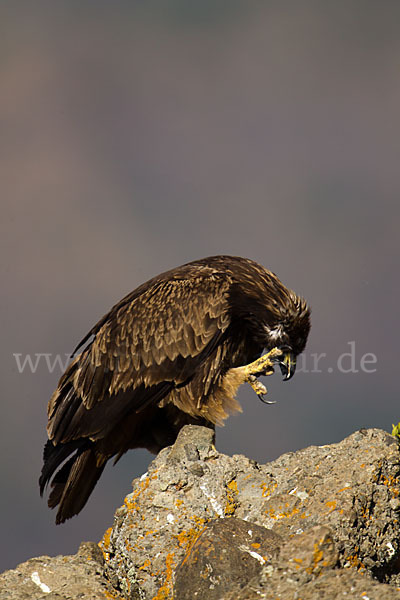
1, 0, 399, 573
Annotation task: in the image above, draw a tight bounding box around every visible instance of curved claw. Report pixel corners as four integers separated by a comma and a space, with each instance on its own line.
258, 394, 276, 405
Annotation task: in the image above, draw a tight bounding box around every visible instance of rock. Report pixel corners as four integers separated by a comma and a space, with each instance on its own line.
174, 517, 282, 600
0, 542, 122, 600
221, 568, 400, 600
99, 426, 400, 599
3, 426, 400, 600
274, 525, 338, 580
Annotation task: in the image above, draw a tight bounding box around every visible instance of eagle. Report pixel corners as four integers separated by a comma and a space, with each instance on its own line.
39, 255, 310, 523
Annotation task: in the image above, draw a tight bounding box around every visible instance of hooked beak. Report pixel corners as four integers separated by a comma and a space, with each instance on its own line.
279, 352, 296, 381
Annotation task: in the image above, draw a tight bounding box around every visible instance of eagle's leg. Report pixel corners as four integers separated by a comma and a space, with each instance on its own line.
222, 347, 282, 404
215, 348, 283, 417
243, 348, 282, 403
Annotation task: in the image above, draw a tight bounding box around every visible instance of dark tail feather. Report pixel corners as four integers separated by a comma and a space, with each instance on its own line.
39, 439, 106, 524
39, 439, 82, 496
47, 455, 77, 508
54, 447, 106, 524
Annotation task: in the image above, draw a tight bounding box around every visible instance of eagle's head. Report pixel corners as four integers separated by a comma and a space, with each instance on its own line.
262, 292, 311, 381
226, 257, 311, 382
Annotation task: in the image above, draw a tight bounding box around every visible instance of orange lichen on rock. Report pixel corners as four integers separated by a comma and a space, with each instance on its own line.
261, 481, 278, 497
174, 516, 207, 564
225, 479, 238, 516
152, 552, 176, 600
138, 559, 151, 572
344, 551, 366, 572
99, 527, 113, 561
325, 501, 337, 513
265, 503, 300, 520
124, 473, 155, 512
379, 474, 400, 496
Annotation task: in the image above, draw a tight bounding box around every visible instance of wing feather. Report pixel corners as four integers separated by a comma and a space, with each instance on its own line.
47, 269, 232, 444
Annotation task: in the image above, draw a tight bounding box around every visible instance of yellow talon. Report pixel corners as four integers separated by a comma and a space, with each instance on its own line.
220, 347, 282, 409
243, 347, 282, 403
243, 347, 282, 381
247, 376, 267, 396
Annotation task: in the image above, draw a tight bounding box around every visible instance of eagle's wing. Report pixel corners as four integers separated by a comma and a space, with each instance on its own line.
47, 269, 232, 445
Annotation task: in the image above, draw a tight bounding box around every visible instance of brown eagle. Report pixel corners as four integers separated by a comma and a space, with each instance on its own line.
40, 255, 310, 523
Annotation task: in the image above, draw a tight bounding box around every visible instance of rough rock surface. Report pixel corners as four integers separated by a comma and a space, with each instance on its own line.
3, 426, 400, 600
0, 542, 122, 600
99, 425, 400, 599
174, 517, 282, 600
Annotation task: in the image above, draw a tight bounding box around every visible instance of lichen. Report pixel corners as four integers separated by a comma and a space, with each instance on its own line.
152, 552, 176, 600
225, 479, 238, 516
99, 527, 113, 561
261, 481, 278, 497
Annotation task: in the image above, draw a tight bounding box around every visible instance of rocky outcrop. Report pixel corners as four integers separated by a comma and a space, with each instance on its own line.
0, 542, 122, 600
99, 425, 400, 599
3, 426, 400, 599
